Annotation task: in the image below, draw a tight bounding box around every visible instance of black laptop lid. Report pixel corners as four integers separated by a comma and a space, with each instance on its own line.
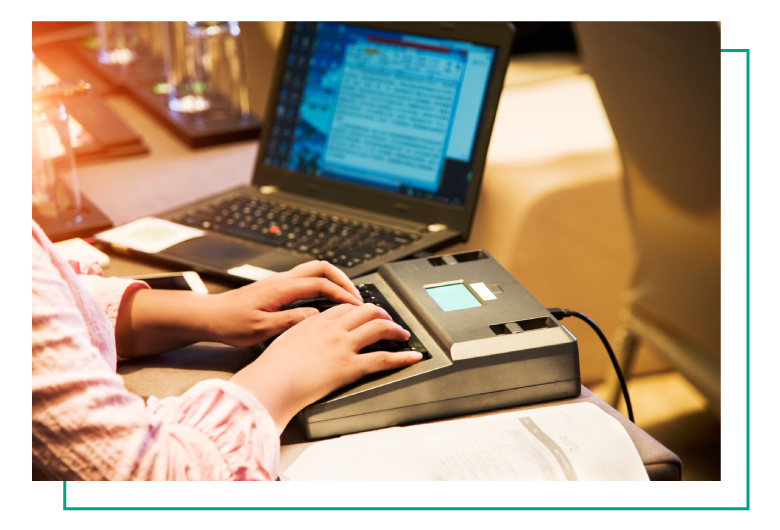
252, 22, 515, 239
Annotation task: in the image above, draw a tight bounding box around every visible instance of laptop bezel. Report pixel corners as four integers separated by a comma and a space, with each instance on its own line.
251, 21, 515, 241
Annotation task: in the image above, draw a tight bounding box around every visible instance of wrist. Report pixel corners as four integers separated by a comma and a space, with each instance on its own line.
196, 293, 228, 343
230, 361, 299, 435
114, 288, 219, 357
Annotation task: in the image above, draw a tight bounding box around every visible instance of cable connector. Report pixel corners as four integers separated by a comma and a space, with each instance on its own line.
547, 308, 572, 321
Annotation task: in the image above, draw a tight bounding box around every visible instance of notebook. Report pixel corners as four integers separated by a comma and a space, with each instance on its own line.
97, 22, 515, 281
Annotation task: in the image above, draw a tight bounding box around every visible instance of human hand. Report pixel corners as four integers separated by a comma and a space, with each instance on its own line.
230, 303, 423, 433
205, 260, 364, 347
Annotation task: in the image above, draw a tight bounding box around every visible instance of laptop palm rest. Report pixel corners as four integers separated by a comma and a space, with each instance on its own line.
163, 233, 309, 273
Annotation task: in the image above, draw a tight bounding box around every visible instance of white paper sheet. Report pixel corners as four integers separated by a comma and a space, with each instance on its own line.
280, 403, 648, 481
227, 264, 278, 281
95, 217, 205, 254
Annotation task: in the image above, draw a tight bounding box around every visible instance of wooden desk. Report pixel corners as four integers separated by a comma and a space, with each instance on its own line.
75, 94, 259, 228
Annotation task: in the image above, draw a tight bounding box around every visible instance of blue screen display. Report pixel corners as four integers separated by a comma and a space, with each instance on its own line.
263, 22, 496, 208
425, 282, 482, 312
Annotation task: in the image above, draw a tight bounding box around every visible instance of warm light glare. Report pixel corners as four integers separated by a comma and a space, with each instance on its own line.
153, 83, 171, 95
32, 62, 92, 149
97, 47, 135, 66
169, 94, 211, 113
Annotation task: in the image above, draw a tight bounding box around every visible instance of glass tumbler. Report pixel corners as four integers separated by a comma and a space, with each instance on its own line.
96, 21, 165, 77
162, 21, 249, 119
32, 99, 81, 220
96, 21, 138, 66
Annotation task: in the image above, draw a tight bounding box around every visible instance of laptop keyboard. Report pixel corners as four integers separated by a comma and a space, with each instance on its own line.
171, 194, 421, 268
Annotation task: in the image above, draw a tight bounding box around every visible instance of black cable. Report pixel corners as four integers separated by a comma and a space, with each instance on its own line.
547, 308, 635, 423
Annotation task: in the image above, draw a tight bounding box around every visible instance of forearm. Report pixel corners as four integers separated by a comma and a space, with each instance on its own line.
115, 288, 219, 358
113, 260, 365, 358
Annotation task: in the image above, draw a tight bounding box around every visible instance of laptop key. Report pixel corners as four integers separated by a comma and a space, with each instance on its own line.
332, 256, 361, 267
375, 239, 400, 251
336, 247, 370, 261
348, 246, 376, 260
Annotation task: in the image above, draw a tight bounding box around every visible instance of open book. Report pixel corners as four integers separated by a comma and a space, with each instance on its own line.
280, 402, 648, 481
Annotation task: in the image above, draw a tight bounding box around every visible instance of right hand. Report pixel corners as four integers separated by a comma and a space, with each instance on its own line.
230, 303, 423, 434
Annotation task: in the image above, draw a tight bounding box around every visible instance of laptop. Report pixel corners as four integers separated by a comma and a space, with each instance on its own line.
99, 22, 515, 281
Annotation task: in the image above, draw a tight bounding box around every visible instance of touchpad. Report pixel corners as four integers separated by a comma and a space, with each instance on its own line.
163, 234, 268, 269
246, 250, 310, 271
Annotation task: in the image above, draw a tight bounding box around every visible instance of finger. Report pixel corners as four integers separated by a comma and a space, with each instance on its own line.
286, 260, 362, 301
319, 303, 357, 320
356, 349, 423, 378
259, 307, 320, 338
333, 303, 393, 331
349, 317, 410, 349
272, 277, 362, 307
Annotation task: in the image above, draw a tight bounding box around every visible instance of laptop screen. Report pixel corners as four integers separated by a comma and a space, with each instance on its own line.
262, 22, 498, 208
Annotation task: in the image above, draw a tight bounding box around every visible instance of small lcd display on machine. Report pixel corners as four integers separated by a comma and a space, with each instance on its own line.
425, 283, 482, 312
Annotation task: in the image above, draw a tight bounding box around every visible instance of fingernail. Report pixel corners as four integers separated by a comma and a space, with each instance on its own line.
404, 329, 411, 339
303, 308, 319, 318
410, 351, 423, 361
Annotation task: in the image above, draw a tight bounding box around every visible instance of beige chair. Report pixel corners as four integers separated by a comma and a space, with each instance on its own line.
448, 60, 635, 385
573, 22, 721, 413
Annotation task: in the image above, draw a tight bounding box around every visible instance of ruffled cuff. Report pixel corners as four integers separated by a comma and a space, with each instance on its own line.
67, 258, 103, 276
146, 379, 280, 480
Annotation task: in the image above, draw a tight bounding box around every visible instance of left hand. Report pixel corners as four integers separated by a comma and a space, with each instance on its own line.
204, 260, 363, 347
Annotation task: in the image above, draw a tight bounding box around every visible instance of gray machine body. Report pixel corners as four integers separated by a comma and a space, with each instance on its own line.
298, 250, 580, 440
